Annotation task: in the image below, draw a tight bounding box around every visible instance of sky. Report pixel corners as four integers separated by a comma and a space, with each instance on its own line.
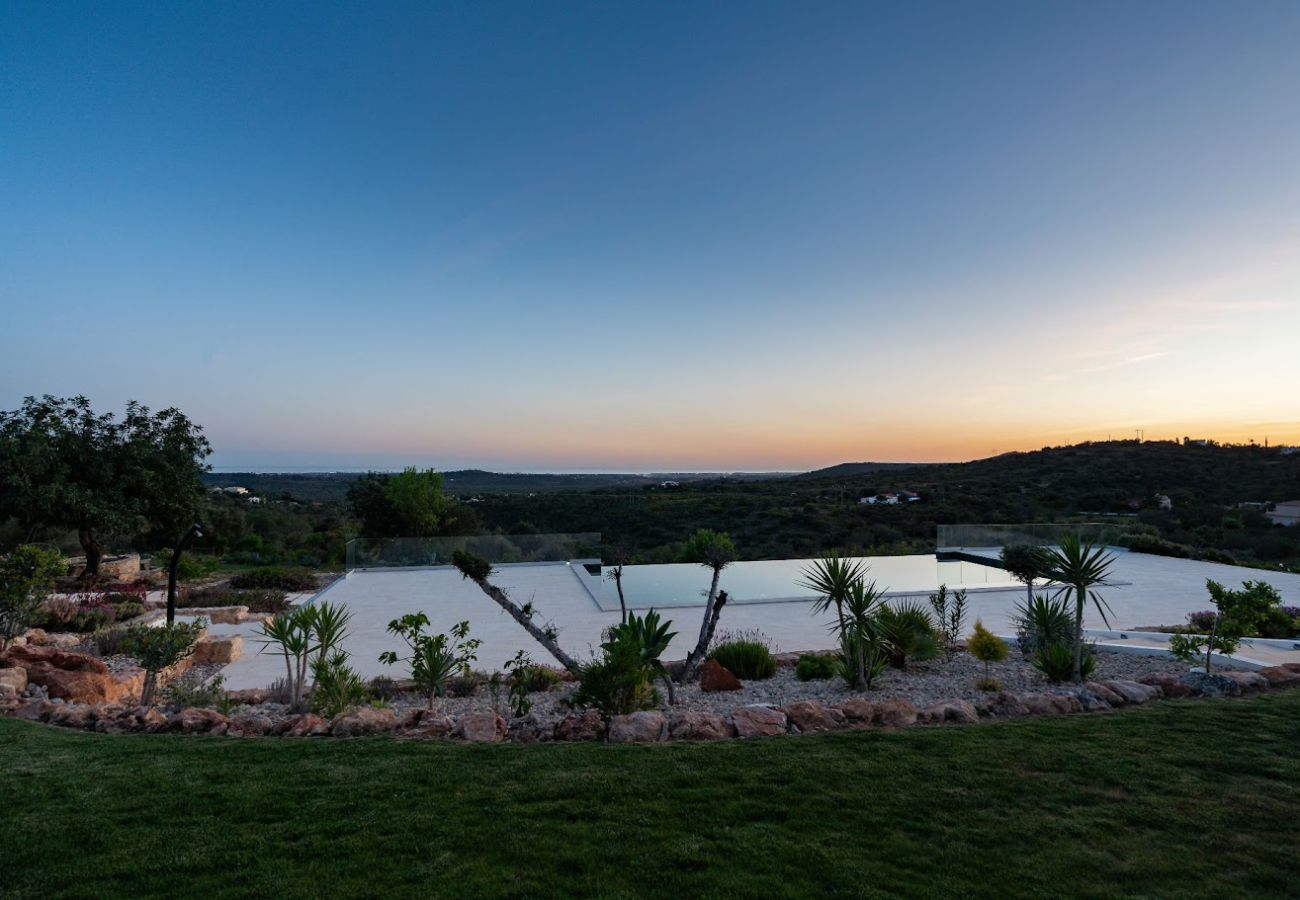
3, 1, 1299, 472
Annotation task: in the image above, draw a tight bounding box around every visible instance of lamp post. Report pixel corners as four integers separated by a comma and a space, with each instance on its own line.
167, 523, 204, 625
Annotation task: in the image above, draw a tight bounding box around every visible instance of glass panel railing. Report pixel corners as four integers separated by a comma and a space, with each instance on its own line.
345, 533, 602, 571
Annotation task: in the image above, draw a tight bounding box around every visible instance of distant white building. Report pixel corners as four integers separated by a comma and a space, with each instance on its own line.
1155, 494, 1173, 510
860, 491, 920, 506
1267, 501, 1300, 527
222, 486, 250, 496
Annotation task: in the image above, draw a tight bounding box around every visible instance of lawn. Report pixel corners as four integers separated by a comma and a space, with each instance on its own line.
3, 694, 1299, 899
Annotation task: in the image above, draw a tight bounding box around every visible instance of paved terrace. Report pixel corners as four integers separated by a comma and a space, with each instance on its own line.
212, 550, 1300, 689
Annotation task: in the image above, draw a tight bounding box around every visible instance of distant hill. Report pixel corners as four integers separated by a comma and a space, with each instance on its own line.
798, 461, 933, 480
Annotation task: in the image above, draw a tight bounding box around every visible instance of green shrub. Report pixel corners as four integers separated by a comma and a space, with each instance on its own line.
310, 651, 370, 718
510, 663, 563, 693
110, 601, 146, 621
185, 587, 290, 613
445, 673, 483, 697
795, 652, 838, 681
165, 674, 230, 711
708, 639, 777, 680
1014, 594, 1074, 657
875, 600, 938, 668
368, 675, 399, 703
974, 676, 1002, 692
1255, 606, 1295, 639
155, 550, 217, 582
1033, 642, 1095, 683
379, 615, 481, 708
229, 567, 317, 592
967, 619, 1009, 684
92, 625, 137, 657
569, 632, 658, 719
128, 619, 206, 705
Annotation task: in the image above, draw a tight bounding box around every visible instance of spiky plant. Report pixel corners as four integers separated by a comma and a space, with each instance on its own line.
798, 552, 869, 634
1043, 534, 1116, 684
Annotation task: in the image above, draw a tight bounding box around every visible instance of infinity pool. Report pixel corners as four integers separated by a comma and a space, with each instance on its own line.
589, 554, 1018, 612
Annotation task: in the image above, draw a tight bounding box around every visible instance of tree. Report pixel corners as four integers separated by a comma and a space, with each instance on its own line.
0, 544, 63, 649
0, 396, 211, 576
1169, 579, 1282, 672
967, 619, 1009, 689
348, 467, 479, 539
603, 543, 632, 625
379, 614, 480, 708
1043, 534, 1116, 684
798, 551, 869, 636
451, 550, 580, 673
1000, 544, 1053, 607
128, 619, 206, 705
677, 529, 736, 682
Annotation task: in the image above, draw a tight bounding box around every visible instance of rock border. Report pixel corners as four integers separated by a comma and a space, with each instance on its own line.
5, 664, 1298, 743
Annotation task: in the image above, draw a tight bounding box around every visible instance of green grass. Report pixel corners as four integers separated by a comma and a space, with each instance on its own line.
4, 694, 1300, 899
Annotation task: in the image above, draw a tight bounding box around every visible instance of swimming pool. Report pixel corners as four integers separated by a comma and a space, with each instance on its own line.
587, 554, 1019, 612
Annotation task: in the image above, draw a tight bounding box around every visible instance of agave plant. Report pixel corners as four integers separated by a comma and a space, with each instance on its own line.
874, 600, 939, 669
609, 609, 678, 704
1043, 533, 1116, 684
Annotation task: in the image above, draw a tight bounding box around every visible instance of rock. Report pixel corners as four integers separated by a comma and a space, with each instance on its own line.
731, 705, 787, 738
11, 699, 55, 721
49, 703, 95, 729
330, 706, 398, 737
1069, 689, 1113, 713
453, 711, 508, 742
227, 713, 274, 737
698, 659, 742, 692
2, 645, 116, 704
405, 714, 456, 739
0, 683, 16, 700
506, 713, 552, 743
1221, 671, 1269, 694
1137, 672, 1195, 699
123, 705, 168, 732
167, 707, 231, 735
977, 692, 1030, 719
277, 713, 331, 737
1099, 680, 1160, 705
872, 699, 919, 728
1282, 662, 1300, 674
920, 699, 978, 725
1083, 682, 1125, 705
1019, 693, 1084, 715
554, 711, 605, 741
609, 710, 666, 743
0, 667, 28, 695
834, 698, 875, 726
1178, 672, 1242, 697
667, 710, 733, 741
782, 700, 846, 733
1256, 666, 1300, 688
192, 635, 243, 665
227, 688, 272, 705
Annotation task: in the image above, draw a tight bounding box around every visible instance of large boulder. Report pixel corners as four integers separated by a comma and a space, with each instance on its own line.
0, 667, 28, 695
1256, 666, 1300, 688
122, 705, 168, 732
920, 699, 979, 725
11, 699, 55, 722
872, 699, 919, 728
977, 692, 1030, 719
1083, 682, 1125, 705
49, 703, 95, 730
1222, 671, 1270, 694
667, 710, 733, 741
731, 705, 787, 738
192, 635, 243, 665
1137, 672, 1195, 698
453, 711, 507, 743
698, 660, 742, 692
554, 711, 605, 741
1099, 680, 1160, 705
167, 707, 231, 735
506, 713, 553, 743
782, 700, 846, 733
609, 710, 666, 743
276, 713, 331, 737
402, 709, 456, 739
1178, 672, 1242, 697
2, 645, 116, 704
833, 698, 875, 727
226, 713, 274, 737
330, 706, 397, 737
1019, 693, 1083, 716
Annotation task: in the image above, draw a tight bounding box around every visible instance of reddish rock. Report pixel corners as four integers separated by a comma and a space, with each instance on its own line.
227, 713, 274, 737
124, 705, 168, 732
1222, 671, 1269, 694
277, 713, 331, 737
167, 707, 231, 735
49, 703, 95, 729
453, 711, 508, 743
330, 706, 398, 737
609, 710, 666, 743
11, 699, 55, 722
2, 645, 116, 704
699, 659, 742, 692
506, 714, 553, 743
834, 698, 875, 726
1084, 682, 1125, 705
1099, 680, 1159, 705
0, 667, 28, 695
731, 705, 787, 738
782, 700, 846, 733
1256, 666, 1300, 688
554, 711, 605, 741
1137, 673, 1195, 699
920, 699, 979, 725
667, 710, 733, 741
227, 688, 272, 705
872, 699, 919, 728
977, 692, 1030, 719
1281, 662, 1300, 674
1019, 693, 1084, 715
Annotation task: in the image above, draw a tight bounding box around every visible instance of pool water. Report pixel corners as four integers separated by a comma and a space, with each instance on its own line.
592, 554, 1017, 611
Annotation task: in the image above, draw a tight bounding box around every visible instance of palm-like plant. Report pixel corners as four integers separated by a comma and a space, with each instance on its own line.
258, 608, 316, 707
611, 609, 678, 703
838, 579, 888, 688
1043, 533, 1116, 684
798, 552, 869, 633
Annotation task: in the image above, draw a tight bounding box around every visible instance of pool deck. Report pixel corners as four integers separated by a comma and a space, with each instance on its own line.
209, 550, 1300, 689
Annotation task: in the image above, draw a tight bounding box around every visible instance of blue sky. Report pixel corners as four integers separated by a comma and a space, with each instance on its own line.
3, 2, 1299, 470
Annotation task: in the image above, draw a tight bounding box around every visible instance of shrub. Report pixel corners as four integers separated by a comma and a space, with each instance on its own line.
1034, 642, 1095, 683
368, 675, 399, 703
155, 550, 217, 582
967, 619, 1009, 684
974, 676, 1002, 692
1255, 606, 1295, 639
929, 584, 969, 662
708, 639, 777, 680
875, 600, 938, 668
229, 567, 318, 592
795, 652, 838, 681
310, 652, 369, 718
110, 601, 146, 621
165, 674, 230, 711
1013, 594, 1075, 657
569, 630, 658, 720
92, 625, 137, 657
445, 673, 483, 698
1, 545, 65, 648
510, 663, 563, 693
1186, 610, 1218, 632
379, 615, 481, 708
128, 619, 206, 705
42, 596, 79, 625
186, 587, 290, 613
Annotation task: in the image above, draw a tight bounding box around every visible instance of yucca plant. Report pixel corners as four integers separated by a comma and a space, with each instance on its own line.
875, 600, 939, 669
798, 551, 869, 634
258, 608, 317, 708
1012, 593, 1075, 657
838, 579, 888, 687
1044, 533, 1116, 684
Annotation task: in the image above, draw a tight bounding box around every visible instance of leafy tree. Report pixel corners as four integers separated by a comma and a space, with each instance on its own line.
379, 614, 480, 708
0, 396, 210, 575
0, 544, 63, 649
677, 529, 737, 682
1169, 579, 1282, 672
347, 468, 478, 539
128, 619, 206, 705
1044, 534, 1116, 684
1000, 544, 1053, 606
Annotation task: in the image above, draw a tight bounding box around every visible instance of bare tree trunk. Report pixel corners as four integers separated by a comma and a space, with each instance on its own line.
1072, 586, 1085, 684
78, 528, 102, 578
613, 567, 627, 625
467, 574, 580, 673
680, 589, 728, 682
1205, 615, 1218, 673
